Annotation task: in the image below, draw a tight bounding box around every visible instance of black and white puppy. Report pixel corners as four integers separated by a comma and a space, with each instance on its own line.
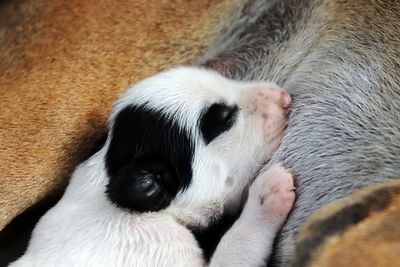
11, 67, 295, 267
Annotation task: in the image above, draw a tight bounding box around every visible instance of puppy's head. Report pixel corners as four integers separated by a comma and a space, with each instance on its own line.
105, 67, 290, 227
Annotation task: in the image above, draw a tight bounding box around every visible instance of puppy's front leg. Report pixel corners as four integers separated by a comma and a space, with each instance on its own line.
209, 163, 295, 267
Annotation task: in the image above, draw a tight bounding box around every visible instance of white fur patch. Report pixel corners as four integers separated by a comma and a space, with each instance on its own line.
11, 67, 293, 267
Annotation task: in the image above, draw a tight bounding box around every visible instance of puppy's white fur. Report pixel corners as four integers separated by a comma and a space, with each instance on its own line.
11, 67, 294, 267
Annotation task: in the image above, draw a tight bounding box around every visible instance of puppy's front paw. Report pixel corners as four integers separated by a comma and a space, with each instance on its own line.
247, 163, 296, 227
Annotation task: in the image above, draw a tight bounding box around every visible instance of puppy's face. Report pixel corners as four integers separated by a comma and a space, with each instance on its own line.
105, 67, 290, 227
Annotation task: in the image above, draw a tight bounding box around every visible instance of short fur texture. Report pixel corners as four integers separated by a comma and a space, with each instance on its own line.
292, 179, 400, 267
3, 0, 400, 265
10, 67, 295, 266
198, 0, 400, 265
0, 0, 241, 230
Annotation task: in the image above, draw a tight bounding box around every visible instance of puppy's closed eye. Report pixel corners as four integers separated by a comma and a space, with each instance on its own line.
200, 103, 238, 144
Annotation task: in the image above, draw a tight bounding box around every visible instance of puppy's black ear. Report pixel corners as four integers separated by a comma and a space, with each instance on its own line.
106, 158, 179, 212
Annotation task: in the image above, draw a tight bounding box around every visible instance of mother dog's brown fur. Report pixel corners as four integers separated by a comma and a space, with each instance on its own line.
1, 0, 400, 265
0, 0, 239, 230
293, 180, 400, 267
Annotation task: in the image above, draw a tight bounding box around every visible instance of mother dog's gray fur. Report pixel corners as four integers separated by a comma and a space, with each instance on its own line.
198, 0, 400, 265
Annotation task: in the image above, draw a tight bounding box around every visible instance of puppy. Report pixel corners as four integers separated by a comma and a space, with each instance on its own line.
10, 67, 295, 267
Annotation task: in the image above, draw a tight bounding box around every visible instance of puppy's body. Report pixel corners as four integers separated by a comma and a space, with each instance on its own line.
13, 151, 205, 267
11, 67, 294, 266
199, 0, 400, 265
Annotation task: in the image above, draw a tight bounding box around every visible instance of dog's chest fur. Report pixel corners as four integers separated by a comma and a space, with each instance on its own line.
199, 0, 400, 265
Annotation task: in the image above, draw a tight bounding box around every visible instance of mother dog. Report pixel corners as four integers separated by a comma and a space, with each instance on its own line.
199, 0, 400, 265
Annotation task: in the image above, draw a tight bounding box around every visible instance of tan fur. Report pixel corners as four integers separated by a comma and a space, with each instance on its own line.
293, 180, 400, 267
0, 0, 242, 230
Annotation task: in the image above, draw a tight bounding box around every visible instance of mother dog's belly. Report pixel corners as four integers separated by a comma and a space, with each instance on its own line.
199, 0, 400, 265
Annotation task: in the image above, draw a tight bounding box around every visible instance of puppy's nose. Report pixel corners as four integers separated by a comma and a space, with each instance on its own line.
280, 92, 292, 109
266, 87, 292, 109
239, 84, 291, 113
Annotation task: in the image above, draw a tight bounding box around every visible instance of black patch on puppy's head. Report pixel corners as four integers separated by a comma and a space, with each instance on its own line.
105, 105, 194, 212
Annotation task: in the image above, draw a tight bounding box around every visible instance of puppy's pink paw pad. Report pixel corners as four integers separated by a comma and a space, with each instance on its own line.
250, 163, 296, 224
